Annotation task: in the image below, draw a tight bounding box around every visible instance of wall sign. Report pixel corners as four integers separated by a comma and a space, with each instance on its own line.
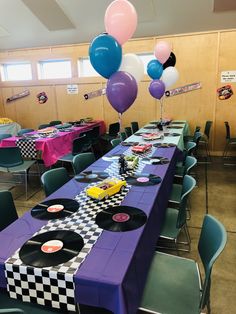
67, 84, 78, 94
221, 71, 236, 83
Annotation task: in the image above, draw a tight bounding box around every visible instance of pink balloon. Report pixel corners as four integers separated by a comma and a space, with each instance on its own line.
104, 0, 137, 45
154, 41, 172, 64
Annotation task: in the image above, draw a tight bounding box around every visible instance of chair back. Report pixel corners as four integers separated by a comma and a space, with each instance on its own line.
177, 175, 196, 228
183, 141, 196, 160
49, 120, 62, 126
193, 131, 202, 147
0, 134, 12, 141
72, 152, 96, 175
0, 190, 18, 231
38, 123, 50, 130
72, 134, 90, 155
0, 147, 23, 168
224, 121, 230, 140
124, 127, 132, 138
90, 126, 100, 144
120, 132, 127, 141
108, 122, 120, 136
17, 129, 34, 136
111, 138, 121, 147
198, 215, 227, 309
184, 156, 197, 175
41, 167, 70, 196
131, 121, 139, 134
204, 121, 212, 139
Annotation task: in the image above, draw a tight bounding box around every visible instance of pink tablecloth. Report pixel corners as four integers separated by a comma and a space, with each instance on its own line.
0, 121, 106, 167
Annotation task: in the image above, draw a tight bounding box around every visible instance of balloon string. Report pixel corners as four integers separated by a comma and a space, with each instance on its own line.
118, 113, 122, 134
160, 98, 164, 123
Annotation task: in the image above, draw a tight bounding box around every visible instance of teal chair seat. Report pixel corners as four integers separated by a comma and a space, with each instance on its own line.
160, 207, 180, 239
111, 138, 121, 147
168, 183, 182, 203
140, 214, 227, 314
140, 251, 200, 314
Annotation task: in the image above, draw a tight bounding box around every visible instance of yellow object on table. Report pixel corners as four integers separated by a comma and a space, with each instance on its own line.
0, 117, 13, 124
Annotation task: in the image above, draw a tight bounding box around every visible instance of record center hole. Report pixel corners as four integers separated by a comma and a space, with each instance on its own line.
137, 177, 150, 183
47, 204, 64, 213
41, 240, 63, 254
112, 213, 130, 223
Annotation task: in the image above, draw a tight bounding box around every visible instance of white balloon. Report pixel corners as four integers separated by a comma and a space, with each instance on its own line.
161, 66, 179, 89
119, 53, 144, 83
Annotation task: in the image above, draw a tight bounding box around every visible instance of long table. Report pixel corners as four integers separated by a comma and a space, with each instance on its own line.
0, 120, 105, 167
0, 122, 21, 136
0, 126, 184, 314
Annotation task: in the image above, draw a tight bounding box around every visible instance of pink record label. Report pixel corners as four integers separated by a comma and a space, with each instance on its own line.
112, 213, 130, 223
137, 177, 149, 183
41, 240, 63, 254
47, 204, 64, 213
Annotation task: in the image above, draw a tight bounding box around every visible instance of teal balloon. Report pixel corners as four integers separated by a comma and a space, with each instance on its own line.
89, 34, 122, 79
147, 59, 163, 80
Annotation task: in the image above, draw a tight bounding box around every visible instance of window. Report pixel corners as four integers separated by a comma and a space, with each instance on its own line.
138, 53, 154, 74
78, 57, 99, 77
0, 62, 32, 81
38, 60, 72, 79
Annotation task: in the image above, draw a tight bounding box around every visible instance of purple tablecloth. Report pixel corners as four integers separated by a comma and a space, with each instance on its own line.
0, 144, 181, 314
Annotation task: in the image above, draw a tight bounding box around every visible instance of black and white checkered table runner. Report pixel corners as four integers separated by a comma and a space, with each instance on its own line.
16, 138, 37, 159
5, 147, 153, 312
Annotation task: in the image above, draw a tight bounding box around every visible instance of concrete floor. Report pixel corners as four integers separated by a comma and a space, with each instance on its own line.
1, 156, 235, 314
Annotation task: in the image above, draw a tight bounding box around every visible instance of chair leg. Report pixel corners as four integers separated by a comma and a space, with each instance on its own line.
24, 171, 28, 200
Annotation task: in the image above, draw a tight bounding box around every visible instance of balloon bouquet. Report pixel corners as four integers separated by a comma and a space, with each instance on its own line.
89, 0, 144, 131
147, 41, 179, 125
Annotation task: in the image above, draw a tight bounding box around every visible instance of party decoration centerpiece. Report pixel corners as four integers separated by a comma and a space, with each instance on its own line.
147, 41, 179, 124
89, 0, 141, 132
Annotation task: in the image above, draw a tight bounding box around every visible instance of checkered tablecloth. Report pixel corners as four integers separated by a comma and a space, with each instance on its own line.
16, 138, 37, 159
5, 147, 152, 311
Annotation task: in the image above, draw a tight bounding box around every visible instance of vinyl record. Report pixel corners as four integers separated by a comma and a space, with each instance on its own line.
126, 173, 162, 186
31, 198, 79, 220
102, 154, 122, 161
75, 171, 109, 183
95, 206, 147, 232
169, 133, 180, 137
142, 157, 169, 165
134, 132, 151, 136
153, 143, 176, 148
143, 125, 158, 129
121, 141, 139, 146
170, 121, 184, 124
19, 230, 84, 267
166, 126, 183, 129
149, 121, 159, 125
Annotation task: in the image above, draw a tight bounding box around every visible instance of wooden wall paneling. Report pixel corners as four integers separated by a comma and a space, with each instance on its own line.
215, 31, 236, 154
0, 89, 5, 116
55, 83, 104, 123
1, 88, 17, 121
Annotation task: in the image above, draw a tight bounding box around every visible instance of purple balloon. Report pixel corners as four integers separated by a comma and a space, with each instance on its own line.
149, 79, 165, 100
106, 71, 138, 113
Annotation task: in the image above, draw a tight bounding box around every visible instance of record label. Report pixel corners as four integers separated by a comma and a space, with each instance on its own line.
41, 240, 63, 254
137, 177, 149, 183
112, 213, 130, 223
47, 204, 64, 213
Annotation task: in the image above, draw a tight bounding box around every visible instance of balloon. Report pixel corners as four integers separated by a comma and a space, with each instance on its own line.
163, 52, 176, 69
161, 66, 179, 89
104, 0, 137, 45
149, 80, 165, 100
89, 33, 122, 79
119, 53, 144, 82
154, 41, 172, 64
147, 59, 163, 80
107, 71, 138, 113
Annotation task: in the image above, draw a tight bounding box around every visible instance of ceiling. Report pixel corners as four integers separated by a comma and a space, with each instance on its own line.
0, 0, 236, 51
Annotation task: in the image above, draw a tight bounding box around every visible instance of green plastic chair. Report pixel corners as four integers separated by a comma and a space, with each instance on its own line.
119, 132, 127, 141
223, 121, 236, 158
174, 155, 197, 179
111, 138, 121, 148
157, 175, 196, 253
124, 126, 132, 138
0, 134, 12, 141
41, 167, 70, 196
49, 120, 62, 126
139, 214, 227, 314
72, 152, 96, 175
131, 121, 139, 134
0, 147, 37, 200
58, 134, 90, 163
38, 123, 50, 130
175, 141, 196, 169
0, 289, 63, 313
100, 122, 120, 142
199, 121, 212, 160
0, 190, 18, 231
17, 129, 34, 136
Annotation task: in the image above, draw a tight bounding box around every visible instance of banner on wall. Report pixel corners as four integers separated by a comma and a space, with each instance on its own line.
165, 82, 201, 97
84, 88, 106, 100
6, 90, 30, 103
